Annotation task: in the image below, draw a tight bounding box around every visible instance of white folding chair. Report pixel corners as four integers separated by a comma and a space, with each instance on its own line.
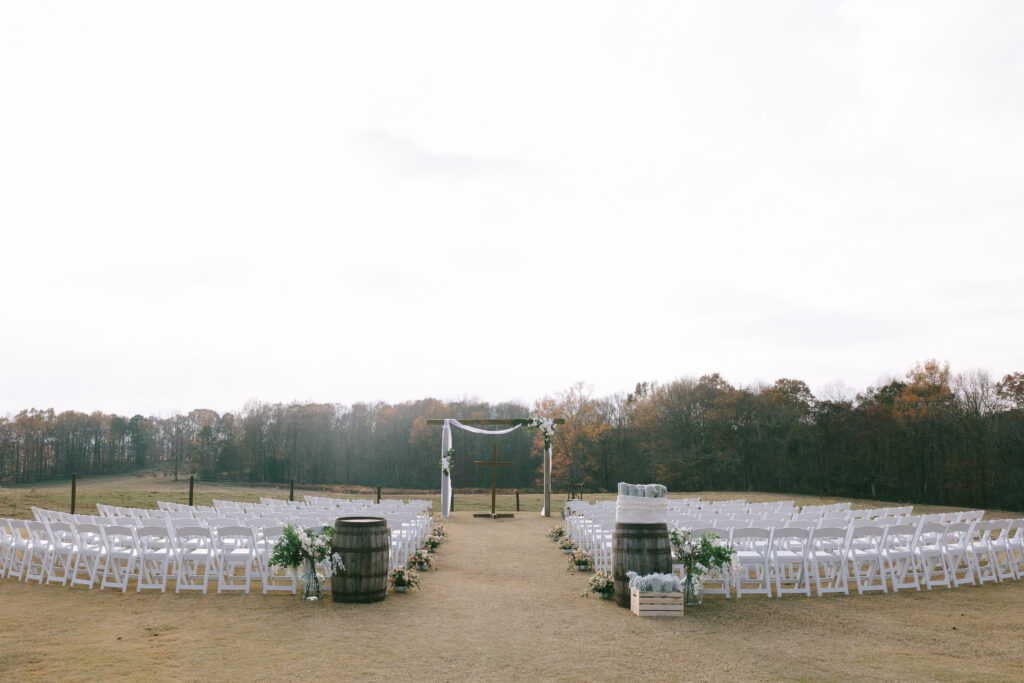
4, 519, 31, 581
215, 525, 256, 593
136, 525, 174, 592
46, 521, 78, 586
0, 519, 18, 579
846, 525, 888, 594
770, 527, 811, 597
691, 527, 732, 598
942, 522, 977, 588
882, 523, 920, 592
23, 521, 55, 584
100, 526, 139, 592
807, 527, 849, 596
967, 520, 1000, 585
987, 519, 1018, 581
1007, 519, 1024, 578
70, 523, 107, 589
259, 526, 296, 594
175, 526, 216, 594
914, 522, 951, 589
732, 528, 773, 597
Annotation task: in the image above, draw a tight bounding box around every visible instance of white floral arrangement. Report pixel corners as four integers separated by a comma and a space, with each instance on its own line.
669, 529, 738, 581
440, 448, 454, 476
524, 416, 556, 449
268, 524, 345, 576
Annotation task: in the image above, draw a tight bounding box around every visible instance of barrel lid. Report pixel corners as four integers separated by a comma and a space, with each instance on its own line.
335, 517, 387, 526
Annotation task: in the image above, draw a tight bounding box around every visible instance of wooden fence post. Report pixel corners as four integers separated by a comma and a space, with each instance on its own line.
515, 489, 520, 512
71, 473, 77, 514
376, 486, 381, 504
189, 475, 194, 506
289, 479, 295, 502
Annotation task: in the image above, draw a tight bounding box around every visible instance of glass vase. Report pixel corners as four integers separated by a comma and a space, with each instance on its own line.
300, 558, 322, 601
683, 574, 703, 607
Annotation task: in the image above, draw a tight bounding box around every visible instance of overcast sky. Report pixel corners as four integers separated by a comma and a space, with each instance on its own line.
1, 1, 1022, 417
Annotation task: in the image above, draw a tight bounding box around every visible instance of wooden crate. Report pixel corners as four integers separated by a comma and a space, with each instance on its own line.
630, 589, 684, 617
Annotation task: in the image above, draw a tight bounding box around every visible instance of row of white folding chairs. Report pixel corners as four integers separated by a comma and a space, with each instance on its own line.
0, 518, 302, 595
672, 519, 1024, 599
91, 510, 421, 568
100, 498, 431, 568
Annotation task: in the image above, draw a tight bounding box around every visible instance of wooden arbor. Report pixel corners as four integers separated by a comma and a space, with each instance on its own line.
427, 418, 564, 517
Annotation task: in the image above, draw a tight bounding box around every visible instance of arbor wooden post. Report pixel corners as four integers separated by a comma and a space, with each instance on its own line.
70, 473, 77, 514
543, 445, 551, 518
189, 475, 194, 506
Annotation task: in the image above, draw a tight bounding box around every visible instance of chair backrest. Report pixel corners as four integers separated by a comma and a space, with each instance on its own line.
785, 519, 817, 530
731, 527, 772, 551
772, 527, 809, 541
916, 522, 946, 550
770, 527, 809, 555
175, 526, 214, 553
27, 521, 52, 545
48, 521, 77, 548
847, 524, 886, 550
102, 526, 138, 553
808, 527, 847, 551
216, 525, 256, 551
943, 522, 972, 548
136, 525, 172, 551
75, 523, 105, 551
883, 524, 918, 551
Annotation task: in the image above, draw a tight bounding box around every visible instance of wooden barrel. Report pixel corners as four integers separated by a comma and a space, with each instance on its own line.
612, 522, 672, 607
331, 517, 389, 603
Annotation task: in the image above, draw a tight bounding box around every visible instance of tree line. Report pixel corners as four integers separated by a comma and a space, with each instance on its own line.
2, 361, 1023, 511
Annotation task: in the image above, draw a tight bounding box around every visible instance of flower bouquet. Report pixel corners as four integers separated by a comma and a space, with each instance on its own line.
669, 529, 738, 606
409, 547, 433, 571
568, 547, 593, 572
546, 526, 565, 541
389, 566, 420, 593
268, 524, 345, 600
432, 526, 448, 541
557, 536, 576, 554
422, 533, 442, 553
583, 570, 615, 599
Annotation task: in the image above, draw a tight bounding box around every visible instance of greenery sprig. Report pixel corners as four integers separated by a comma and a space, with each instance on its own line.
268, 523, 345, 575
669, 529, 736, 578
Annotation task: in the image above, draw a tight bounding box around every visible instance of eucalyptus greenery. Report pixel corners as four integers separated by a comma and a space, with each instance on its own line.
669, 529, 736, 578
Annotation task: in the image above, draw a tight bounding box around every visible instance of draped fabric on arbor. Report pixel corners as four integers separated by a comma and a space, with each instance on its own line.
440, 419, 552, 518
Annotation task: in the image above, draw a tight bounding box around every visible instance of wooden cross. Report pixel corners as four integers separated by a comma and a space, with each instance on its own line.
474, 444, 514, 519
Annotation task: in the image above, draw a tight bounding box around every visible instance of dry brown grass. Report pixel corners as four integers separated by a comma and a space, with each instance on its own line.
2, 477, 1023, 681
